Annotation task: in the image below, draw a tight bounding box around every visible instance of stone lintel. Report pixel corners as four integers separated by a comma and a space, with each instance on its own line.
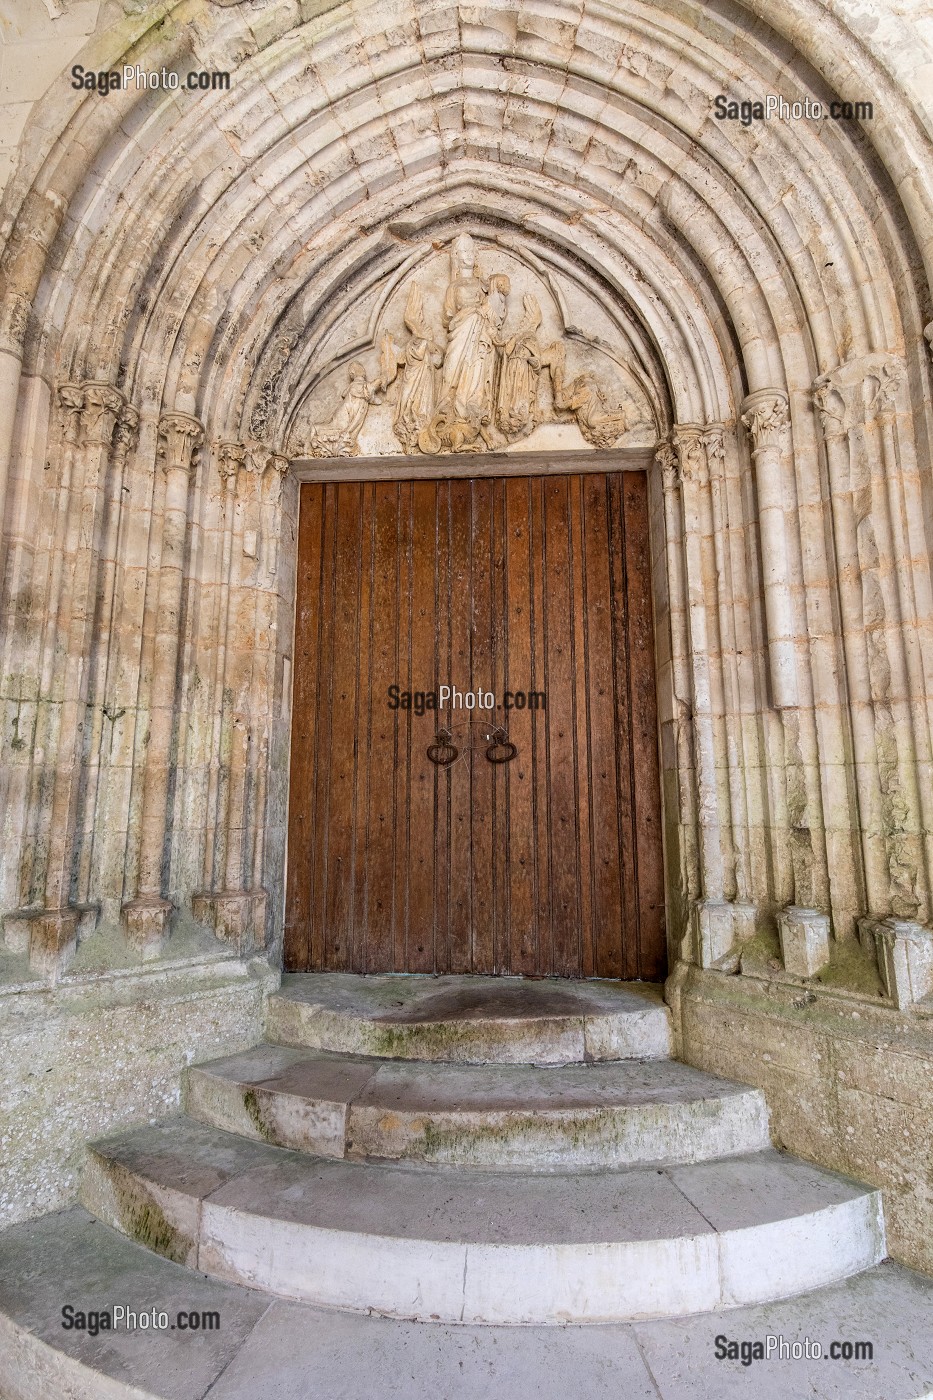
121, 897, 173, 961
778, 906, 831, 979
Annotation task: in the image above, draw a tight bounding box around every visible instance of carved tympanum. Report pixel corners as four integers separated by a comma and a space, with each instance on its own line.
295, 234, 651, 457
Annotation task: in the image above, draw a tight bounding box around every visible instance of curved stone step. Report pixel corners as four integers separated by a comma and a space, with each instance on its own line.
266, 973, 673, 1064
183, 1044, 771, 1169
80, 1119, 885, 1325
3, 1209, 931, 1400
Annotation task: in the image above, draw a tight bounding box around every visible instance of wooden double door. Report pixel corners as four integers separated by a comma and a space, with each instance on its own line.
285, 470, 665, 980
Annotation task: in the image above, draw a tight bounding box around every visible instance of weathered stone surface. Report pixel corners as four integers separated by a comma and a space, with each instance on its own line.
84, 1117, 883, 1324
674, 962, 933, 1275
3, 1209, 931, 1400
0, 958, 275, 1229
185, 1044, 771, 1167
266, 973, 673, 1063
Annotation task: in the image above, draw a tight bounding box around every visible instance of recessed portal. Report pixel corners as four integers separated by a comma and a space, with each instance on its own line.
285, 470, 664, 978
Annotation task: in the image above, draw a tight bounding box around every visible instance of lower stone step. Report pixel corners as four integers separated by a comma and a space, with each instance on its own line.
266, 973, 673, 1064
79, 1118, 884, 1325
2, 1209, 931, 1400
183, 1044, 771, 1169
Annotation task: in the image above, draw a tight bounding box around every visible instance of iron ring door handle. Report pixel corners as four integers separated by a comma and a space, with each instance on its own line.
427, 729, 459, 766
485, 728, 516, 763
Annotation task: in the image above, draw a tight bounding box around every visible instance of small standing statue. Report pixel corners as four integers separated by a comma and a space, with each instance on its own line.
305, 361, 384, 457
381, 284, 443, 453
497, 294, 543, 437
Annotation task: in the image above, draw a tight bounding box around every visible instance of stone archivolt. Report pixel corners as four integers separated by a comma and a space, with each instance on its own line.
296, 234, 655, 458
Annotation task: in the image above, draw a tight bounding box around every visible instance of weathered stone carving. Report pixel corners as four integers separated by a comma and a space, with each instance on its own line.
295, 234, 644, 457
305, 362, 385, 458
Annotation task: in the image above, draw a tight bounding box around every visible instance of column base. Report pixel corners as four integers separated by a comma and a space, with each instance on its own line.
121, 897, 173, 961
860, 917, 933, 1009
192, 888, 267, 956
3, 907, 79, 980
691, 900, 757, 969
778, 906, 831, 979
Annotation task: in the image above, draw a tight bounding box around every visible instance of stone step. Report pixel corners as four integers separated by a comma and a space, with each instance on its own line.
80, 1118, 884, 1325
3, 1209, 931, 1400
266, 973, 673, 1064
183, 1044, 771, 1169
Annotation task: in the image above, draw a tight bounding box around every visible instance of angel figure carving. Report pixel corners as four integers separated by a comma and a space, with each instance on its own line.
305, 361, 384, 457
381, 284, 443, 453
497, 294, 543, 437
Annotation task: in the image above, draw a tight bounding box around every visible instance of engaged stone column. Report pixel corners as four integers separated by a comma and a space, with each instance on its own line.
740, 389, 797, 709
191, 441, 274, 955
122, 410, 203, 957
813, 354, 922, 925
6, 381, 128, 979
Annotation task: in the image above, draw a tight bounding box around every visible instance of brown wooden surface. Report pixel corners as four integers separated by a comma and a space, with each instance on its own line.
285, 471, 665, 979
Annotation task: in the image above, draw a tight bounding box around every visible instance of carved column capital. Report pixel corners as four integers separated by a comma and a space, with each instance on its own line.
217, 440, 247, 484
655, 440, 679, 493
58, 383, 86, 445
79, 382, 125, 449
740, 390, 789, 453
812, 353, 904, 439
701, 424, 726, 475
158, 412, 204, 475
672, 424, 708, 484
112, 404, 140, 464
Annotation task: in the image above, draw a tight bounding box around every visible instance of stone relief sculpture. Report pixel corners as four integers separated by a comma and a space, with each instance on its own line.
295, 234, 649, 457
305, 360, 385, 457
381, 283, 442, 452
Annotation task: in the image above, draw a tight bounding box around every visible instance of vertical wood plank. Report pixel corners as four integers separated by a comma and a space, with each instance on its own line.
433, 481, 451, 973
543, 475, 581, 977
350, 485, 374, 972
569, 475, 594, 976
407, 479, 439, 971
322, 482, 363, 969
365, 482, 401, 971
469, 478, 495, 974
581, 473, 625, 978
504, 476, 536, 974
447, 478, 473, 972
308, 483, 338, 970
284, 485, 324, 971
623, 471, 666, 979
530, 475, 552, 974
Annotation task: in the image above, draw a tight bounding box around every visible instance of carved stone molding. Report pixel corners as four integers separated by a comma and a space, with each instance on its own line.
925, 323, 933, 363
158, 412, 204, 475
740, 390, 789, 453
812, 353, 904, 438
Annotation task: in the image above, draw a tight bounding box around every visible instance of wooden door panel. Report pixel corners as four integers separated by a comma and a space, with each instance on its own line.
285, 471, 665, 979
